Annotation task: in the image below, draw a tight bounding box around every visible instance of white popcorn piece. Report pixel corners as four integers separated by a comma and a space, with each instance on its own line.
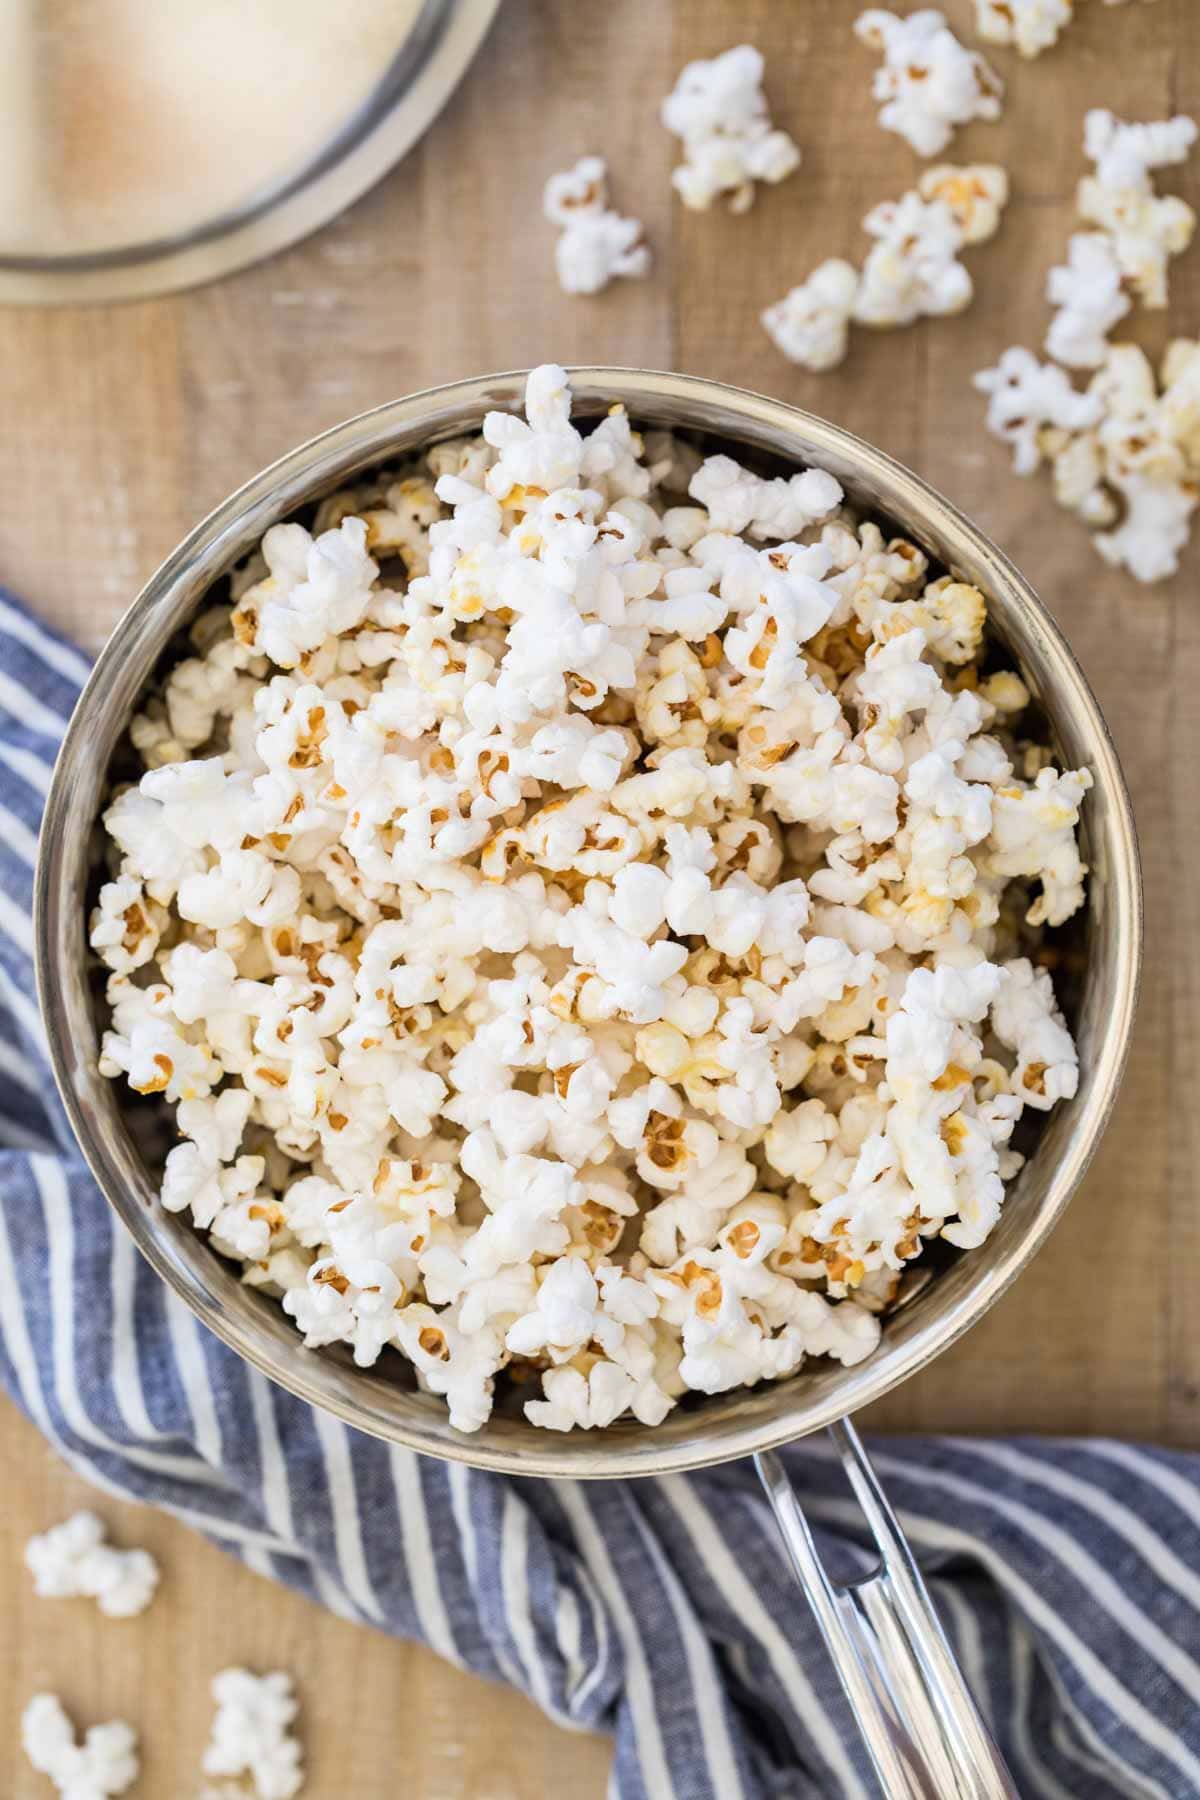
762, 260, 860, 372
974, 347, 1104, 475
88, 873, 165, 976
917, 164, 1009, 246
525, 1358, 651, 1431
1083, 107, 1197, 193
203, 1668, 304, 1800
1078, 109, 1198, 309
236, 518, 378, 670
689, 454, 843, 539
661, 44, 800, 213
983, 767, 1093, 925
854, 10, 1003, 158
991, 957, 1079, 1110
543, 154, 609, 226
22, 1694, 138, 1800
1045, 232, 1131, 370
766, 166, 1007, 370
855, 191, 975, 327
1160, 338, 1200, 468
394, 1301, 508, 1432
974, 0, 1072, 57
93, 366, 1087, 1436
543, 156, 651, 296
25, 1511, 159, 1619
1093, 473, 1197, 584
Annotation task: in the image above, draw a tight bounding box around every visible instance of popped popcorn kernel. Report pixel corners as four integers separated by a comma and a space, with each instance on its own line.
765, 167, 1009, 371
543, 155, 651, 296
22, 1694, 138, 1799
974, 0, 1073, 58
855, 10, 1003, 158
662, 44, 801, 213
203, 1668, 304, 1800
25, 1511, 159, 1619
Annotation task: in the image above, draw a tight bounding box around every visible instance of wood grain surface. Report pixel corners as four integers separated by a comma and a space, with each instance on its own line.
2, 1, 1197, 1793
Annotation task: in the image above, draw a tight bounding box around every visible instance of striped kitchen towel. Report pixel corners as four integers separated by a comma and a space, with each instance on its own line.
1, 589, 1198, 1800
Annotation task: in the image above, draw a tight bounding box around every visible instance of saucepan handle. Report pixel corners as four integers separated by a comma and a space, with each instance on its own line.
755, 1419, 1018, 1799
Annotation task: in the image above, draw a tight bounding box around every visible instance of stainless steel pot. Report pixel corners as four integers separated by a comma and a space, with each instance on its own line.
35, 370, 1141, 1797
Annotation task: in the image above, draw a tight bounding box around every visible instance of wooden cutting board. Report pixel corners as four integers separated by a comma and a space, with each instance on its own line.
1, 1, 1195, 1791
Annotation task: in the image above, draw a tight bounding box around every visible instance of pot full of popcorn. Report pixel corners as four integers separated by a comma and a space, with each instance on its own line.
36, 367, 1141, 1798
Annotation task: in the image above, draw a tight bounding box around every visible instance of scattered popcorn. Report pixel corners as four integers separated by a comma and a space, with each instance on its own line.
855, 190, 976, 326
1078, 108, 1197, 309
977, 339, 1200, 581
661, 44, 800, 213
917, 164, 1010, 246
1045, 232, 1131, 370
975, 0, 1161, 57
762, 261, 861, 373
543, 155, 651, 296
93, 368, 1087, 1434
854, 10, 1003, 158
1038, 111, 1197, 372
976, 102, 1198, 580
765, 167, 1008, 370
973, 347, 1103, 474
973, 0, 1073, 57
203, 1669, 304, 1800
25, 1511, 160, 1619
22, 1694, 138, 1799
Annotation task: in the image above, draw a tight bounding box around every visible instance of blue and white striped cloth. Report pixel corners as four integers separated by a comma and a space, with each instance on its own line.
1, 590, 1198, 1800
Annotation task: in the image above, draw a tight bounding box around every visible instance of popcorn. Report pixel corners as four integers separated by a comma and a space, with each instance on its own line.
203, 1669, 304, 1800
974, 0, 1072, 57
761, 261, 861, 373
978, 339, 1200, 583
917, 164, 1009, 246
505, 1255, 638, 1362
855, 191, 976, 327
974, 347, 1103, 474
689, 454, 843, 539
765, 168, 1008, 370
1078, 109, 1197, 309
89, 873, 165, 976
394, 1301, 508, 1432
94, 367, 1086, 1436
1045, 232, 1131, 369
236, 518, 377, 670
25, 1512, 159, 1619
661, 44, 800, 213
975, 0, 1164, 56
1093, 471, 1197, 584
982, 767, 1093, 925
543, 156, 651, 296
764, 1096, 838, 1180
22, 1694, 138, 1799
991, 956, 1079, 1110
854, 10, 1003, 158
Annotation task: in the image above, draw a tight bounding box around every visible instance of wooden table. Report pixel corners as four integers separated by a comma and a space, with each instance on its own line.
2, 2, 1196, 1792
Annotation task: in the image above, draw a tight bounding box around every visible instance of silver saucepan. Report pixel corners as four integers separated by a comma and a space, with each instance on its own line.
35, 370, 1141, 1797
